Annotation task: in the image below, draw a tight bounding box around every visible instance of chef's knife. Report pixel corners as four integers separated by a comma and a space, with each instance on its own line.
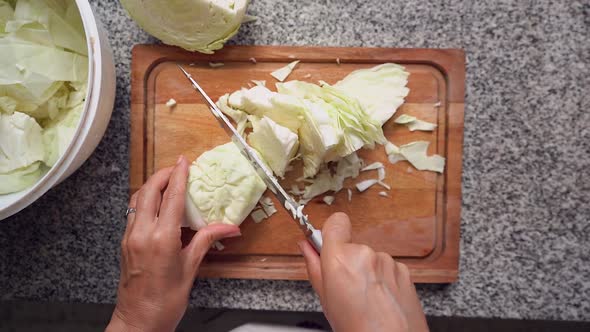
177, 64, 323, 253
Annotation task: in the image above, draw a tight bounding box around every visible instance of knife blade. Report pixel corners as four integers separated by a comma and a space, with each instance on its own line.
177, 64, 323, 253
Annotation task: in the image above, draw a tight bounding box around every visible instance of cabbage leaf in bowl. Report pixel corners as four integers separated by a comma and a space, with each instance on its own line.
0, 0, 88, 194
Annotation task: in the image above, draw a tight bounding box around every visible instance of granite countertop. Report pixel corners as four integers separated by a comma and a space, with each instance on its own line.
1, 0, 588, 321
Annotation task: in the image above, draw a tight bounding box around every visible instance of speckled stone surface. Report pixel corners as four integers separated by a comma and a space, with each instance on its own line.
0, 0, 588, 321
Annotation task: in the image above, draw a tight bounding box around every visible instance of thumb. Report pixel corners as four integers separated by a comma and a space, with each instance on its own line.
298, 240, 324, 302
186, 224, 241, 272
323, 212, 352, 247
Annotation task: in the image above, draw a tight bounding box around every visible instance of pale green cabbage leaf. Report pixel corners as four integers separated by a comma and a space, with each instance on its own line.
334, 63, 409, 125
394, 114, 437, 132
270, 60, 299, 82
0, 161, 42, 194
248, 116, 299, 178
277, 80, 385, 158
0, 111, 44, 173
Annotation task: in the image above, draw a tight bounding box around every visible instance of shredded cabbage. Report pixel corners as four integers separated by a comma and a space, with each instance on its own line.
270, 60, 299, 82
227, 85, 303, 133
398, 141, 445, 173
394, 114, 437, 132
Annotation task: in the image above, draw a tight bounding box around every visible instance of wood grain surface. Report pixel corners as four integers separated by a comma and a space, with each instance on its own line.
131, 45, 465, 282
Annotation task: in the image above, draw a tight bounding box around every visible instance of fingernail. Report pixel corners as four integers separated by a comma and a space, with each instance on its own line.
176, 155, 184, 165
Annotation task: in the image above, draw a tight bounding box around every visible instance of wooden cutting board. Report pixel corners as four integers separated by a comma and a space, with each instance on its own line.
130, 45, 464, 283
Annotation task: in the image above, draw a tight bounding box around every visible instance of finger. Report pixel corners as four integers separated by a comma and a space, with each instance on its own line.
135, 167, 174, 224
124, 191, 139, 239
186, 224, 241, 273
120, 191, 139, 277
158, 155, 190, 229
394, 261, 412, 286
322, 212, 352, 247
298, 240, 324, 301
377, 252, 397, 292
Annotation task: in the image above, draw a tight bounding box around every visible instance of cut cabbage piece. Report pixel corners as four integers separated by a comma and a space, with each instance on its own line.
185, 142, 267, 229
377, 181, 390, 190
361, 162, 384, 172
0, 161, 43, 194
385, 141, 406, 165
251, 79, 266, 87
290, 184, 304, 195
300, 98, 343, 162
399, 141, 445, 173
323, 195, 335, 205
120, 0, 248, 54
337, 152, 363, 179
334, 63, 409, 125
394, 114, 437, 132
300, 152, 362, 200
347, 188, 352, 202
6, 0, 87, 55
385, 141, 400, 155
301, 166, 334, 199
356, 179, 378, 192
278, 80, 385, 158
227, 85, 303, 133
0, 111, 44, 173
216, 93, 248, 136
270, 60, 299, 82
248, 116, 298, 178
213, 241, 225, 250
377, 167, 385, 180
0, 42, 88, 85
165, 98, 176, 108
208, 62, 224, 68
388, 153, 406, 164
228, 84, 333, 177
42, 100, 83, 167
378, 191, 388, 197
250, 209, 267, 223
259, 196, 277, 217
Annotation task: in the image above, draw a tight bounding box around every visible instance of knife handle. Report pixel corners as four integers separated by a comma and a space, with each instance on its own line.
308, 229, 323, 253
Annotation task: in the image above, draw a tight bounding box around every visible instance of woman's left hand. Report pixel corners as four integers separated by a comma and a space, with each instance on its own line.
106, 155, 241, 332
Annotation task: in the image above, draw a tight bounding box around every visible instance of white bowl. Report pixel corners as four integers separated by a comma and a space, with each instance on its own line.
0, 0, 116, 220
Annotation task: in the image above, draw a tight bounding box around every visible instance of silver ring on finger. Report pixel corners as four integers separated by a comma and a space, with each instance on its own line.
125, 207, 137, 217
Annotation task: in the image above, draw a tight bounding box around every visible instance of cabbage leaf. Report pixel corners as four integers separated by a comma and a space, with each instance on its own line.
334, 63, 409, 125
249, 116, 299, 178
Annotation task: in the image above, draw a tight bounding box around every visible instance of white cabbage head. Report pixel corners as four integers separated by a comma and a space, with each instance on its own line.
184, 142, 266, 230
120, 0, 249, 54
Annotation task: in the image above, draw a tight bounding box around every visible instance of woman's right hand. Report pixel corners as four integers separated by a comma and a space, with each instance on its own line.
298, 212, 429, 332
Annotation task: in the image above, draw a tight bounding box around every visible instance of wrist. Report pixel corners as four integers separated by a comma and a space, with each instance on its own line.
106, 306, 150, 332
